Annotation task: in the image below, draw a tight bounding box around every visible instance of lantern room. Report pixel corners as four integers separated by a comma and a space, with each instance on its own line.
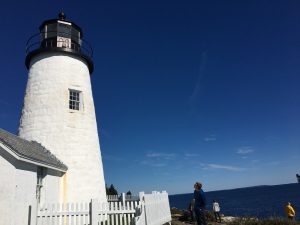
25, 12, 94, 73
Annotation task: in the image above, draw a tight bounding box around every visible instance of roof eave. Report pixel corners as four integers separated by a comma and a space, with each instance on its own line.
0, 142, 68, 172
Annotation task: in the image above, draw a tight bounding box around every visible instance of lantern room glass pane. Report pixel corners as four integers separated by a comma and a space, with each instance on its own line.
46, 23, 57, 38
57, 23, 71, 38
71, 27, 81, 45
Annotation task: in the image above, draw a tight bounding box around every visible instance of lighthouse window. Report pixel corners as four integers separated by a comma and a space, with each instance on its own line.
69, 90, 81, 110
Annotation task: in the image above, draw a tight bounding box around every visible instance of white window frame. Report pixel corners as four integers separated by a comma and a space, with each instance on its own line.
69, 89, 82, 111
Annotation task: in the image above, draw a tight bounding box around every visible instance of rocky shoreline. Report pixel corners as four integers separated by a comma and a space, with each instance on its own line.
172, 213, 234, 225
171, 207, 237, 225
170, 207, 300, 225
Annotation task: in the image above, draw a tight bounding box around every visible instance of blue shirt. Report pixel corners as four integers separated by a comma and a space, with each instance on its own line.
194, 189, 206, 209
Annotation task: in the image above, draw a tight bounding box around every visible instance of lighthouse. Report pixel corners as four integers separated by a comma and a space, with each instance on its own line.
19, 12, 107, 203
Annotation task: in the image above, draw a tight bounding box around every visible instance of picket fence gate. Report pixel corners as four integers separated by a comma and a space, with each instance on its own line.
134, 191, 171, 225
30, 191, 171, 225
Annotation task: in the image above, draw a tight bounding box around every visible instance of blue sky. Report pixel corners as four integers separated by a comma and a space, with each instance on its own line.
0, 1, 299, 195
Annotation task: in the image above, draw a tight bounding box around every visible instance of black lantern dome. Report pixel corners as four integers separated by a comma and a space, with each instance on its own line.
26, 12, 94, 73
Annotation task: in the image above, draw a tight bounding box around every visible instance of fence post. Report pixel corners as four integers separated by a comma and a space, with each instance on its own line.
139, 192, 146, 225
27, 205, 32, 225
122, 193, 126, 206
28, 202, 37, 225
90, 199, 99, 225
138, 192, 145, 202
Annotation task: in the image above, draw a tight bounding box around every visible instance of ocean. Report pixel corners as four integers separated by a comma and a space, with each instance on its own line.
169, 183, 300, 220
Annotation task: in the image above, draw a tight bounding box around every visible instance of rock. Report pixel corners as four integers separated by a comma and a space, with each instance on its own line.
222, 216, 237, 222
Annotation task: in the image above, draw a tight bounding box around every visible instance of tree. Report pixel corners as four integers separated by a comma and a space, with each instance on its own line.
106, 184, 118, 195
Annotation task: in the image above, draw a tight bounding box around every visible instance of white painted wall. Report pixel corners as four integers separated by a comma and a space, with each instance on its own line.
14, 161, 37, 225
0, 145, 66, 225
19, 52, 107, 203
43, 169, 65, 204
0, 148, 16, 225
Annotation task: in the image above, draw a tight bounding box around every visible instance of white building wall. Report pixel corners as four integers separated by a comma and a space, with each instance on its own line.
43, 169, 64, 203
19, 52, 107, 203
0, 148, 16, 225
14, 161, 37, 225
14, 164, 64, 225
0, 145, 66, 225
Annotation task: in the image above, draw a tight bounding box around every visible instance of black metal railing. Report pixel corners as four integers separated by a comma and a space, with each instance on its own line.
25, 32, 93, 58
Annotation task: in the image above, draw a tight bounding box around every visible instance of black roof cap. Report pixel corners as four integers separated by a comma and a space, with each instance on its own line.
58, 11, 66, 20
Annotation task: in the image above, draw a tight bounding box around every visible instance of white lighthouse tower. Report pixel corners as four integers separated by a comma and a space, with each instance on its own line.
19, 12, 107, 203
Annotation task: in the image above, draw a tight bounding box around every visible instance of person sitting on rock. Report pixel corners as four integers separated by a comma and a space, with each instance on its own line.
285, 202, 296, 220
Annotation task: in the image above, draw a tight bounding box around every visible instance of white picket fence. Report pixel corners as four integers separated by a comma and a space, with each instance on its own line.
36, 202, 91, 225
107, 194, 139, 202
30, 191, 171, 225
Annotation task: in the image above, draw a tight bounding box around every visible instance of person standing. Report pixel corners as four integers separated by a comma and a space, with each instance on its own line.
193, 182, 207, 225
212, 200, 221, 223
285, 202, 296, 220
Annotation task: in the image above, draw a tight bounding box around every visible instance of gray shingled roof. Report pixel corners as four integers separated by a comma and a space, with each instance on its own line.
0, 128, 67, 171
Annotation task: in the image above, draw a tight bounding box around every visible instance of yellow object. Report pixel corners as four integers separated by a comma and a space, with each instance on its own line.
285, 203, 296, 217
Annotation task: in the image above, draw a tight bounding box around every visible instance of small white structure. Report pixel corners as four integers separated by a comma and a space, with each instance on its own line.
0, 129, 67, 225
19, 12, 106, 203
